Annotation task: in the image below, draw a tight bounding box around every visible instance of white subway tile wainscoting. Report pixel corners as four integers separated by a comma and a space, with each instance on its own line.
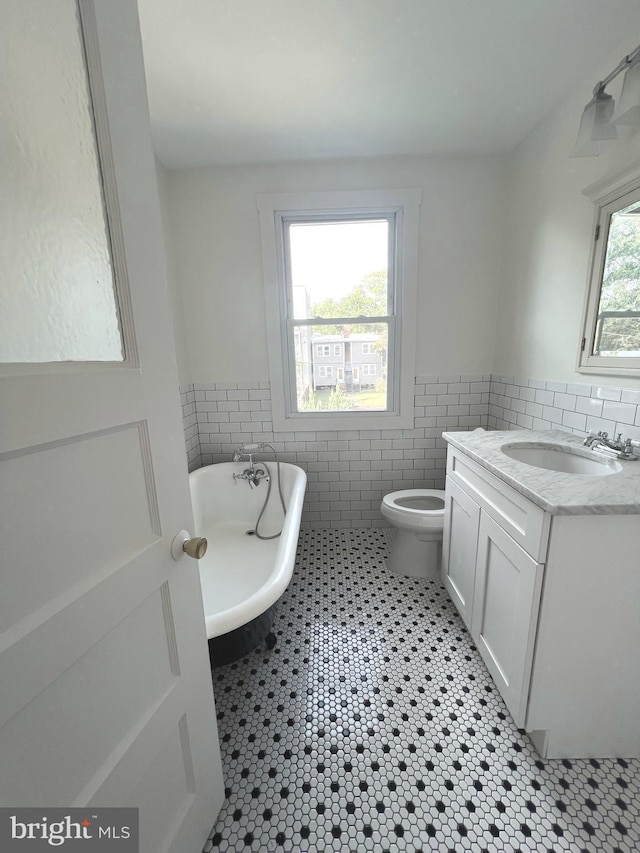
180, 376, 491, 527
488, 376, 640, 441
181, 373, 640, 526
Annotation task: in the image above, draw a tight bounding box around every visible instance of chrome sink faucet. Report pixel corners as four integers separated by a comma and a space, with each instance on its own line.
583, 431, 639, 460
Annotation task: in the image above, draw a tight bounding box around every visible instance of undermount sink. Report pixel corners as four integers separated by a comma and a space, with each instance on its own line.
501, 442, 622, 476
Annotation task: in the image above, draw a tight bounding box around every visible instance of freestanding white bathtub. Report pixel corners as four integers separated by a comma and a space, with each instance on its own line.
189, 461, 307, 639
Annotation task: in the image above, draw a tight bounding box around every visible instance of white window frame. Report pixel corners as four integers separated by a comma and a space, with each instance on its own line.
361, 364, 377, 376
361, 342, 372, 355
316, 344, 331, 357
317, 365, 334, 379
578, 160, 640, 376
333, 344, 342, 356
257, 189, 420, 431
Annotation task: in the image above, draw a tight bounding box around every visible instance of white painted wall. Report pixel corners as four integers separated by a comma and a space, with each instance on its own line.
156, 158, 191, 386
165, 156, 505, 384
494, 36, 640, 388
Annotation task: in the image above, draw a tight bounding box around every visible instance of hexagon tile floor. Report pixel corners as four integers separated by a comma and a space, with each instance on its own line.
203, 529, 640, 853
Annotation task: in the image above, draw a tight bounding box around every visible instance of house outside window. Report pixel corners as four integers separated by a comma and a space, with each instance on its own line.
257, 189, 420, 431
317, 365, 334, 380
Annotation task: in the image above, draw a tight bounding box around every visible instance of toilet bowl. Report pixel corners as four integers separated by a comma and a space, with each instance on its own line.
380, 489, 446, 578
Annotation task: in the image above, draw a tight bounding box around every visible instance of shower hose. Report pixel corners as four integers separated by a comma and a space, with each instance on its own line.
253, 446, 287, 540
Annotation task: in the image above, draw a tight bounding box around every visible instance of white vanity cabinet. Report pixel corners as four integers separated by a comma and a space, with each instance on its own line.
443, 448, 549, 727
442, 443, 640, 758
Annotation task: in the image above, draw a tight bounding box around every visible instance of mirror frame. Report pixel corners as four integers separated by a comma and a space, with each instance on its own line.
578, 159, 640, 376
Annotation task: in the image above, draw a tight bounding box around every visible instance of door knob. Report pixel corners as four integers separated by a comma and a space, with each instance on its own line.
171, 529, 208, 561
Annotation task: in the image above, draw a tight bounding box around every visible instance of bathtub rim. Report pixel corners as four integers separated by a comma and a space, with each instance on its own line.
189, 461, 307, 639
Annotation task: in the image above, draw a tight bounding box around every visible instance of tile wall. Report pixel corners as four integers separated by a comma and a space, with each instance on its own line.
489, 375, 640, 440
180, 373, 640, 526
180, 376, 491, 528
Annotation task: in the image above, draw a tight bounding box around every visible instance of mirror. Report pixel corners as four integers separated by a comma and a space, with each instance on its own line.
579, 175, 640, 375
0, 0, 123, 364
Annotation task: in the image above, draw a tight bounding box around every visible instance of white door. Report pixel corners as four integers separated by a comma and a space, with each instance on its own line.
0, 2, 223, 851
441, 477, 481, 629
470, 513, 543, 727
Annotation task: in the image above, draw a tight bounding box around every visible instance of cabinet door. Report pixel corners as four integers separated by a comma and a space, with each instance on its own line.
471, 513, 543, 727
442, 477, 481, 629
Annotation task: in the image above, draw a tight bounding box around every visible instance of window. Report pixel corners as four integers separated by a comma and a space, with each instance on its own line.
258, 189, 420, 431
362, 364, 377, 376
579, 164, 640, 375
317, 365, 334, 379
361, 343, 372, 355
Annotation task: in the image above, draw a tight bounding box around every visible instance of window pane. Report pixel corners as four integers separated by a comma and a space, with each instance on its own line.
593, 200, 640, 356
0, 0, 123, 363
288, 219, 389, 320
293, 323, 388, 413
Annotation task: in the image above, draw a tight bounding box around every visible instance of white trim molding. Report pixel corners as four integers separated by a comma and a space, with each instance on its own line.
577, 159, 640, 377
257, 188, 421, 432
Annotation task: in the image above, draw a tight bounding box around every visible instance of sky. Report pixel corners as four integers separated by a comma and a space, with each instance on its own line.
288, 219, 388, 310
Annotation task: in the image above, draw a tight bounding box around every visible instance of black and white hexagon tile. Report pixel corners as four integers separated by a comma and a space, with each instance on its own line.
203, 529, 639, 853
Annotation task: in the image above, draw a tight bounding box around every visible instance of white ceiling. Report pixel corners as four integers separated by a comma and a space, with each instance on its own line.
137, 0, 640, 170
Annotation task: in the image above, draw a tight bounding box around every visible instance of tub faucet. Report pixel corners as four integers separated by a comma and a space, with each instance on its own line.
232, 444, 270, 487
233, 449, 255, 467
233, 443, 260, 465
233, 466, 269, 488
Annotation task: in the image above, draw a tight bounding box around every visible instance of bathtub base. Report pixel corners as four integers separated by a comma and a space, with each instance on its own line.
208, 605, 277, 667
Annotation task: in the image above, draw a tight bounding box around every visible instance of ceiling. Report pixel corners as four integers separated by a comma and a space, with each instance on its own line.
137, 0, 640, 170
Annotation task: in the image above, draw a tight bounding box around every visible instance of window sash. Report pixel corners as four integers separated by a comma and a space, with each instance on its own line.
282, 212, 396, 320
281, 212, 397, 417
257, 187, 420, 431
578, 164, 640, 376
284, 317, 396, 415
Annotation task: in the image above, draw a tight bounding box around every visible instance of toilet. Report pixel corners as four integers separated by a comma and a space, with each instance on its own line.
380, 489, 446, 578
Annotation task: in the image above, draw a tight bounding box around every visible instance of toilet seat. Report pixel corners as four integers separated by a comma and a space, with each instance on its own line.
380, 489, 446, 532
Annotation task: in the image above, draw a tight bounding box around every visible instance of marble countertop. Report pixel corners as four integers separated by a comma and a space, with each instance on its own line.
442, 429, 640, 515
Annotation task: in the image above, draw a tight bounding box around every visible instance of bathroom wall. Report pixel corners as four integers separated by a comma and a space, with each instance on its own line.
494, 35, 640, 389
156, 159, 191, 387
180, 374, 490, 527
489, 375, 640, 442
164, 155, 505, 382
165, 155, 504, 523
167, 35, 640, 526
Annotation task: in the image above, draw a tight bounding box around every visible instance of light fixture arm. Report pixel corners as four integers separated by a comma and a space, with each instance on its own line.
592, 44, 640, 98
572, 42, 640, 157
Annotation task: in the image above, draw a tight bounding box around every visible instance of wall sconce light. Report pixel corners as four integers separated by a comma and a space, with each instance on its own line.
571, 44, 640, 158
